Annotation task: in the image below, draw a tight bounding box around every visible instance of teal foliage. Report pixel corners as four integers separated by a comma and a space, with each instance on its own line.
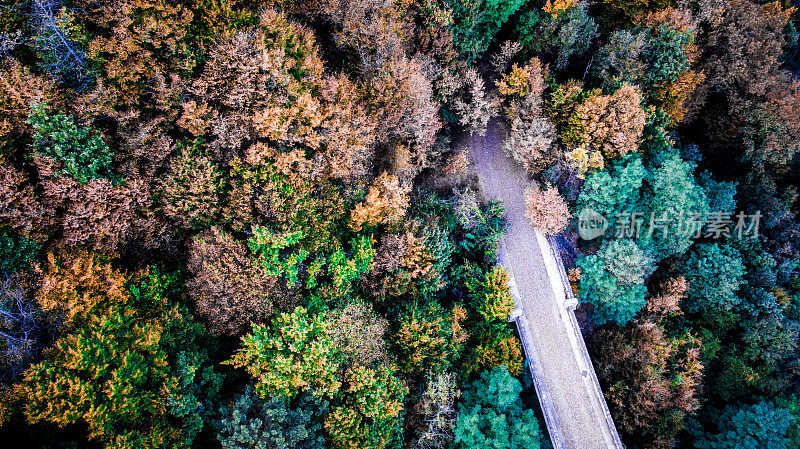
740, 310, 799, 385
734, 239, 779, 291
27, 104, 117, 184
641, 154, 710, 259
694, 401, 798, 449
697, 171, 738, 217
577, 239, 653, 325
577, 152, 709, 259
447, 0, 526, 62
455, 200, 507, 262
681, 243, 747, 314
642, 25, 693, 88
0, 228, 40, 275
576, 151, 709, 323
576, 156, 646, 221
218, 385, 328, 449
590, 29, 648, 88
453, 366, 544, 449
516, 1, 598, 70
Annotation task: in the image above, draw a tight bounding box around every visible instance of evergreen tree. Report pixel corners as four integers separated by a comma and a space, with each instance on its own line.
453, 367, 544, 449
27, 104, 118, 184
218, 385, 328, 449
578, 239, 653, 325
694, 401, 798, 449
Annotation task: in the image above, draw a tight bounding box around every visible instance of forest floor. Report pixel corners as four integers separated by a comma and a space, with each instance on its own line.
463, 118, 622, 449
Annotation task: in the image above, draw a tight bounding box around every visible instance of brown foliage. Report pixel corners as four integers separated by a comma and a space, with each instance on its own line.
590, 278, 703, 449
371, 55, 442, 179
350, 172, 410, 232
314, 0, 413, 72
83, 0, 195, 113
37, 250, 128, 328
0, 58, 58, 152
192, 9, 377, 182
0, 163, 52, 240
742, 72, 800, 169
319, 75, 377, 181
524, 184, 570, 235
42, 177, 155, 253
394, 303, 466, 376
156, 147, 222, 230
366, 221, 435, 298
702, 0, 793, 101
191, 10, 324, 156
567, 83, 646, 159
504, 113, 558, 175
653, 70, 705, 125
466, 328, 523, 376
187, 227, 296, 336
328, 300, 390, 367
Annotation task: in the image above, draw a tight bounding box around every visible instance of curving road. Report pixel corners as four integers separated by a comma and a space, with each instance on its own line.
463, 119, 624, 449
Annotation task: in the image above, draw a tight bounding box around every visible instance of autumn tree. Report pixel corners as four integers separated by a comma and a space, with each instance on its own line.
475, 266, 516, 322
324, 365, 407, 449
227, 307, 342, 399
370, 55, 442, 179
394, 301, 467, 377
24, 260, 222, 449
701, 0, 793, 103
504, 113, 558, 175
155, 142, 223, 230
524, 184, 570, 235
46, 177, 154, 254
464, 325, 524, 376
452, 68, 496, 137
228, 307, 407, 449
350, 172, 410, 232
0, 58, 58, 154
187, 227, 291, 336
590, 278, 704, 448
328, 299, 390, 368
566, 83, 646, 159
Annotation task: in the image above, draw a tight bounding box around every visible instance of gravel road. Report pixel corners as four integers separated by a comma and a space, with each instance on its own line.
464, 118, 622, 449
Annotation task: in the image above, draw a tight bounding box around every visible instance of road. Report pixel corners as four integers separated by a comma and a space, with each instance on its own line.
463, 119, 624, 449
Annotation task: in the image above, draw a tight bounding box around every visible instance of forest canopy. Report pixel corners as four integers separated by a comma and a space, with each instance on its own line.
1, 0, 799, 448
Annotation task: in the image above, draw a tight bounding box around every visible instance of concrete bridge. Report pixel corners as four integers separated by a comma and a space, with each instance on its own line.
465, 119, 624, 449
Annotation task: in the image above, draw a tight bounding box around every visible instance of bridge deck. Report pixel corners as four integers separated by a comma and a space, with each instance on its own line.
464, 119, 624, 449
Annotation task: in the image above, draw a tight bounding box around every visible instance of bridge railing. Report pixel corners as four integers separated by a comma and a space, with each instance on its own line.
545, 235, 625, 449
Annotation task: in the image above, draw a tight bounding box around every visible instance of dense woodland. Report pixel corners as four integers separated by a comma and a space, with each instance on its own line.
0, 0, 799, 447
